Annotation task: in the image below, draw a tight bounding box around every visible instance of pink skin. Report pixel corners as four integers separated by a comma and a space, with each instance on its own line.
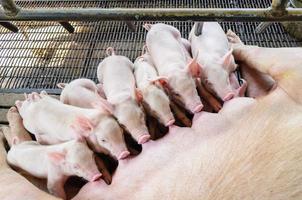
72, 98, 261, 200
57, 78, 130, 160
16, 92, 129, 160
144, 23, 203, 113
134, 49, 175, 127
7, 139, 101, 199
57, 78, 107, 110
97, 47, 150, 143
189, 22, 246, 101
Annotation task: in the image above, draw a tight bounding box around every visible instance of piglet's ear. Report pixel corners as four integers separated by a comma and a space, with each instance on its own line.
71, 116, 94, 137
135, 89, 143, 104
222, 49, 236, 72
48, 152, 66, 164
187, 57, 201, 78
149, 76, 169, 87
91, 98, 114, 115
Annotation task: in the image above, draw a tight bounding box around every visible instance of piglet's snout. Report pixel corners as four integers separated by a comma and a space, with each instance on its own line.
90, 173, 102, 182
165, 119, 175, 127
130, 128, 151, 144
138, 134, 151, 144
188, 103, 204, 114
223, 92, 235, 101
118, 150, 130, 160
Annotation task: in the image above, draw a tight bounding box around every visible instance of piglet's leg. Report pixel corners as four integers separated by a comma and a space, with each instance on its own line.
47, 165, 67, 199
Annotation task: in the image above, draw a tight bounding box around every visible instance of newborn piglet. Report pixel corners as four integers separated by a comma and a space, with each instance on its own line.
16, 92, 129, 160
97, 47, 150, 144
134, 45, 175, 127
144, 23, 203, 114
7, 139, 101, 199
189, 22, 247, 101
57, 78, 106, 109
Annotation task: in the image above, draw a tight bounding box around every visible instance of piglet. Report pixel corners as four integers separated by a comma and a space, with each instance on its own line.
189, 22, 247, 101
144, 23, 203, 113
57, 78, 106, 109
15, 92, 129, 160
97, 47, 150, 144
134, 46, 175, 127
57, 78, 130, 159
7, 139, 101, 199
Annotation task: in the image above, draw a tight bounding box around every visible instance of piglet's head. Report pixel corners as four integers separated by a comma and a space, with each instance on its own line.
141, 83, 175, 127
154, 59, 203, 114
94, 117, 130, 160
48, 140, 102, 182
201, 49, 237, 101
15, 92, 44, 118
92, 94, 150, 145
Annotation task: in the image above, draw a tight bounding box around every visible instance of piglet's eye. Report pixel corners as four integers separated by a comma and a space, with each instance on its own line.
101, 139, 106, 143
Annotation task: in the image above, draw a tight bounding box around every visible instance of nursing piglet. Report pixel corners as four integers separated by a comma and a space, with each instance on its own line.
97, 47, 150, 144
57, 78, 106, 109
57, 78, 130, 159
15, 92, 129, 160
134, 46, 175, 127
189, 22, 247, 101
7, 139, 101, 199
144, 23, 203, 113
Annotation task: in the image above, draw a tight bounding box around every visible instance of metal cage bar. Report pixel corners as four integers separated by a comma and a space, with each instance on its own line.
0, 0, 301, 93
0, 0, 302, 22
0, 7, 302, 22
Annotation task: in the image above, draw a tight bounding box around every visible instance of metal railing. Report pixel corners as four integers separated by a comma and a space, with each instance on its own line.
0, 0, 302, 33
0, 0, 301, 93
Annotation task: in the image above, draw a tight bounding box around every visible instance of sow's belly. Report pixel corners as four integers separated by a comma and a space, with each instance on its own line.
73, 97, 257, 200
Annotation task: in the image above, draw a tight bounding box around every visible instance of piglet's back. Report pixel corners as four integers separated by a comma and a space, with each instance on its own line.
7, 141, 47, 177
97, 54, 136, 103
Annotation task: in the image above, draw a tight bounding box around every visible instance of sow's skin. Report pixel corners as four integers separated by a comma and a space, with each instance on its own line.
7, 139, 102, 200
189, 22, 247, 101
73, 33, 302, 199
134, 46, 175, 127
97, 47, 150, 145
15, 92, 128, 160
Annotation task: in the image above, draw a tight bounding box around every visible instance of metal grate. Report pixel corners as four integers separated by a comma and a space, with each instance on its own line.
0, 0, 301, 93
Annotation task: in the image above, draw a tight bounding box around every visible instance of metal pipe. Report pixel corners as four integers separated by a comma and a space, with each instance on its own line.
1, 0, 20, 16
0, 21, 18, 32
272, 0, 289, 12
0, 8, 301, 22
59, 21, 74, 33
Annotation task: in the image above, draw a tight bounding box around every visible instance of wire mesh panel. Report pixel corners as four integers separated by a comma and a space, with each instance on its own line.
0, 0, 301, 93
